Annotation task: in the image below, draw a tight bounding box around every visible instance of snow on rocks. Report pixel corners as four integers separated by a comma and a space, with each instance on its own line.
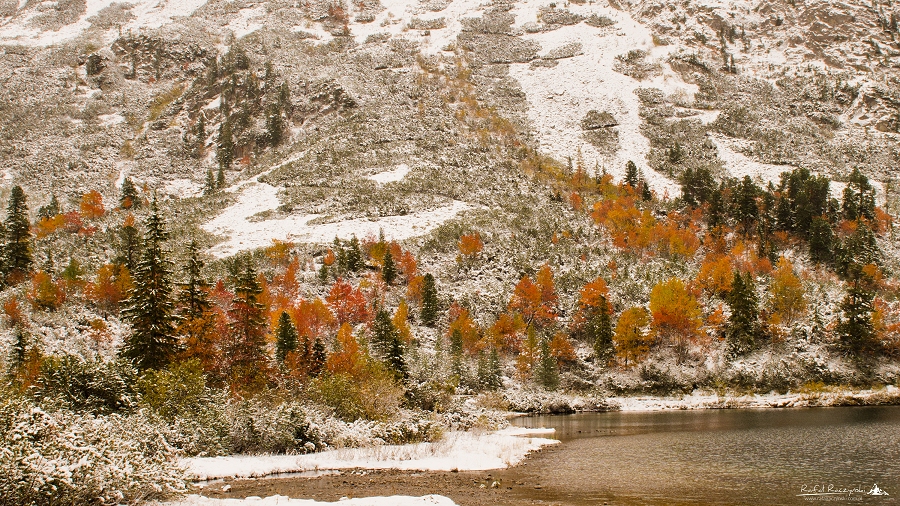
708, 133, 794, 185
162, 494, 459, 506
203, 164, 477, 257
0, 0, 209, 46
506, 0, 691, 196
367, 164, 411, 185
183, 430, 558, 481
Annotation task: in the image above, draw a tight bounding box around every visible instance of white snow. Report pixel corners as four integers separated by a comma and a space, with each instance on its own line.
367, 164, 410, 185
163, 178, 203, 198
163, 495, 458, 506
98, 113, 125, 127
183, 430, 558, 481
0, 0, 209, 46
506, 1, 691, 197
708, 133, 793, 185
225, 5, 266, 40
203, 167, 476, 258
347, 0, 485, 54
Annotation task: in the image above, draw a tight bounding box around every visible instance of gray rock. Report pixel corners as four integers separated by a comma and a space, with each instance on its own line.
581, 110, 618, 130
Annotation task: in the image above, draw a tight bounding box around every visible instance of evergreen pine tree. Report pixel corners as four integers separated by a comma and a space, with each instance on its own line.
625, 160, 639, 188
61, 257, 84, 285
809, 216, 834, 264
266, 103, 284, 147
382, 249, 397, 285
726, 271, 760, 356
38, 194, 60, 220
420, 273, 439, 327
535, 336, 559, 390
476, 348, 502, 390
205, 169, 216, 195
274, 311, 298, 364
347, 235, 363, 272
121, 199, 179, 371
176, 241, 214, 363
4, 185, 32, 283
640, 179, 652, 201
310, 337, 326, 377
217, 120, 234, 174
115, 217, 141, 272
120, 176, 140, 209
7, 325, 27, 377
836, 277, 876, 357
372, 308, 406, 379
216, 166, 226, 189
318, 263, 329, 284
586, 295, 615, 364
225, 257, 269, 387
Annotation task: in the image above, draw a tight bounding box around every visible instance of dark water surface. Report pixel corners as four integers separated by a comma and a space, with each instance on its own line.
509, 407, 900, 505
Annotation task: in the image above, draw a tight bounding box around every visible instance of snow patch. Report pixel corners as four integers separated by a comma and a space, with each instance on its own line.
708, 133, 793, 185
225, 5, 266, 39
163, 178, 203, 199
507, 0, 690, 197
183, 430, 558, 480
98, 113, 125, 127
0, 0, 209, 46
367, 164, 410, 185
203, 166, 476, 257
163, 495, 458, 506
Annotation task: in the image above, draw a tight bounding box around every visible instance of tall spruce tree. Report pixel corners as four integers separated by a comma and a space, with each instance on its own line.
586, 295, 615, 364
217, 120, 234, 174
347, 235, 363, 272
420, 273, 439, 327
38, 194, 60, 220
808, 216, 834, 264
625, 160, 639, 188
121, 199, 179, 371
310, 337, 326, 377
116, 217, 141, 272
726, 271, 760, 356
4, 185, 32, 282
176, 241, 213, 364
225, 257, 269, 387
382, 249, 397, 285
372, 308, 406, 379
205, 169, 216, 195
536, 336, 559, 390
836, 277, 876, 357
274, 311, 298, 364
120, 176, 140, 209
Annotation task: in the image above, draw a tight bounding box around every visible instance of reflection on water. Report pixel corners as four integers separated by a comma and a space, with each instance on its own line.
510, 407, 900, 505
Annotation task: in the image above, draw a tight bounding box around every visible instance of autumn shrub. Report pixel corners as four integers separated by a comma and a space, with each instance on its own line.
310, 365, 405, 422
136, 360, 229, 457
0, 394, 187, 505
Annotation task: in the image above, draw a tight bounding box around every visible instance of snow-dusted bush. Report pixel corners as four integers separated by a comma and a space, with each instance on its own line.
502, 388, 615, 414
227, 399, 326, 455
0, 393, 187, 505
36, 354, 137, 414
136, 360, 229, 457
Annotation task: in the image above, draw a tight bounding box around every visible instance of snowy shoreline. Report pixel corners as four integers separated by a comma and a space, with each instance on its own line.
506, 386, 900, 416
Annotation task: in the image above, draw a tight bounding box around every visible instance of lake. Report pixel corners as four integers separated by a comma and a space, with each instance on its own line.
509, 406, 900, 505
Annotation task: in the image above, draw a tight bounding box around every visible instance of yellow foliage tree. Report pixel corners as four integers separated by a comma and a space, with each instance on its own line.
648, 278, 703, 356
615, 307, 650, 367
768, 256, 807, 325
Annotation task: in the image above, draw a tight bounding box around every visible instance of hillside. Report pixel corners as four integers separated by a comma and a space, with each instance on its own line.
1, 0, 900, 502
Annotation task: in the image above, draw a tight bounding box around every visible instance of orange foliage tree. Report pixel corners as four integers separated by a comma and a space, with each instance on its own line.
696, 254, 734, 296
85, 264, 134, 313
615, 306, 650, 366
79, 190, 105, 219
27, 270, 65, 310
508, 265, 558, 328
457, 233, 484, 263
768, 256, 807, 325
326, 278, 371, 325
447, 303, 481, 354
648, 278, 703, 357
326, 322, 363, 377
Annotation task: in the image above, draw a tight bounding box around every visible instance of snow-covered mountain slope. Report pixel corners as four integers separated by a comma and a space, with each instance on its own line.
0, 0, 898, 255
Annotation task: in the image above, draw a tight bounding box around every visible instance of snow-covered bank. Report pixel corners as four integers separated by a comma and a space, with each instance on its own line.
610, 386, 900, 411
184, 429, 558, 481
162, 494, 457, 506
